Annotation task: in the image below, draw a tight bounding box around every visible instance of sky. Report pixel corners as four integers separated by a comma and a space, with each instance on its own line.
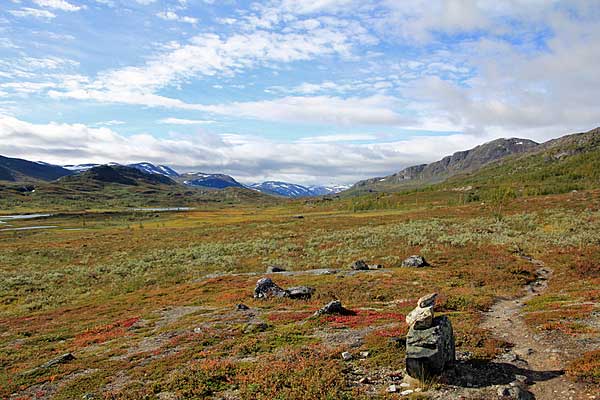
0, 0, 599, 185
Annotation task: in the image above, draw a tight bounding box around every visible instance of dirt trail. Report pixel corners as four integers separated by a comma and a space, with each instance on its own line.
481, 257, 597, 400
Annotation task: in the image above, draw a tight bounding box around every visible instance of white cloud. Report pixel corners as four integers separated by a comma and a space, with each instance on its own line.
0, 115, 504, 185
32, 0, 83, 12
8, 8, 56, 19
156, 11, 198, 24
159, 118, 215, 125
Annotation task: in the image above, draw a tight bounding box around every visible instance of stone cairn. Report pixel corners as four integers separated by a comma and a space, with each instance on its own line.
405, 293, 455, 379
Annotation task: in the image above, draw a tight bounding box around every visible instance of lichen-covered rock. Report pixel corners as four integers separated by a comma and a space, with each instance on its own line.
405, 306, 434, 330
417, 293, 438, 308
406, 316, 455, 379
401, 255, 429, 268
287, 286, 315, 299
254, 278, 288, 299
350, 260, 370, 270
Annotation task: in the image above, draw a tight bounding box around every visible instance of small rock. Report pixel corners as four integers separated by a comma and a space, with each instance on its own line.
358, 376, 370, 384
193, 327, 202, 333
359, 351, 370, 358
254, 277, 288, 299
41, 353, 75, 369
236, 303, 250, 311
368, 264, 383, 270
399, 382, 411, 388
418, 292, 438, 308
314, 300, 355, 316
400, 389, 414, 396
497, 385, 533, 399
244, 321, 269, 334
342, 351, 352, 361
350, 260, 370, 270
405, 306, 434, 329
266, 265, 286, 273
401, 255, 429, 268
82, 394, 95, 400
387, 384, 398, 393
287, 286, 315, 300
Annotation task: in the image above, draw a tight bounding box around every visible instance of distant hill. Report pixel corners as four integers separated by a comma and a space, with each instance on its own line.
128, 163, 180, 178
349, 138, 539, 193
440, 127, 600, 195
250, 181, 350, 197
178, 172, 245, 189
59, 165, 177, 187
0, 155, 73, 182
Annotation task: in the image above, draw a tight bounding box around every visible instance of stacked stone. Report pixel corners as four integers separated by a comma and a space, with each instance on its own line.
405, 293, 455, 379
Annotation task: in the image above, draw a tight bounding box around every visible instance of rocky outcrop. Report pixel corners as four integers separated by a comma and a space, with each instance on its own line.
254, 278, 315, 300
350, 260, 370, 270
314, 300, 355, 316
287, 286, 315, 299
402, 255, 429, 268
254, 278, 288, 299
405, 293, 455, 379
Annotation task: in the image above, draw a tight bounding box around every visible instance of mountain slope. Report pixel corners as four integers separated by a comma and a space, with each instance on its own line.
441, 127, 600, 195
0, 155, 73, 182
128, 163, 180, 177
58, 165, 177, 187
251, 181, 351, 197
178, 172, 245, 189
349, 138, 539, 193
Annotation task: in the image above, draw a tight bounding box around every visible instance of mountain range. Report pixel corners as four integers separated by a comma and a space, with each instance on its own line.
2, 127, 599, 202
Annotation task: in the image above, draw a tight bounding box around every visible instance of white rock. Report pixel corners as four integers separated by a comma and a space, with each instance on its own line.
399, 382, 411, 388
342, 351, 352, 361
401, 389, 414, 396
387, 385, 398, 393
359, 351, 369, 358
405, 306, 434, 329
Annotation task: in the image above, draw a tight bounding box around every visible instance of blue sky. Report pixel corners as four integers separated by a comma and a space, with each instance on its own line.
0, 0, 599, 184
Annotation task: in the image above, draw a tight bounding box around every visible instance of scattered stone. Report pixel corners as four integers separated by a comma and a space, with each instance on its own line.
514, 348, 534, 358
254, 277, 288, 299
350, 260, 370, 270
368, 264, 383, 269
406, 316, 455, 379
287, 286, 315, 300
418, 292, 438, 308
314, 300, 355, 316
497, 384, 533, 400
400, 389, 414, 396
41, 353, 75, 369
401, 255, 429, 268
399, 382, 411, 388
358, 376, 370, 384
266, 265, 286, 273
244, 321, 269, 334
406, 305, 434, 329
193, 327, 202, 334
359, 351, 370, 358
342, 351, 353, 361
387, 384, 398, 393
82, 394, 95, 400
236, 303, 250, 311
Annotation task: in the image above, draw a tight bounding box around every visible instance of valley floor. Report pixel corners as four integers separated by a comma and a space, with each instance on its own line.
1, 190, 599, 399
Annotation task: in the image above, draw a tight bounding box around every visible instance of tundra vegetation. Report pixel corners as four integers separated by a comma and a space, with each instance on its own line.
0, 188, 599, 399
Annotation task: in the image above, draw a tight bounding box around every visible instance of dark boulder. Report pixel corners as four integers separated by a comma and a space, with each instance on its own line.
314, 300, 355, 316
350, 260, 369, 270
266, 265, 287, 273
406, 316, 455, 379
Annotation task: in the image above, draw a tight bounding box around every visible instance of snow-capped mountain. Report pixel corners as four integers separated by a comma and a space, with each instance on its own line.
128, 163, 179, 177
250, 181, 350, 197
179, 172, 244, 189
